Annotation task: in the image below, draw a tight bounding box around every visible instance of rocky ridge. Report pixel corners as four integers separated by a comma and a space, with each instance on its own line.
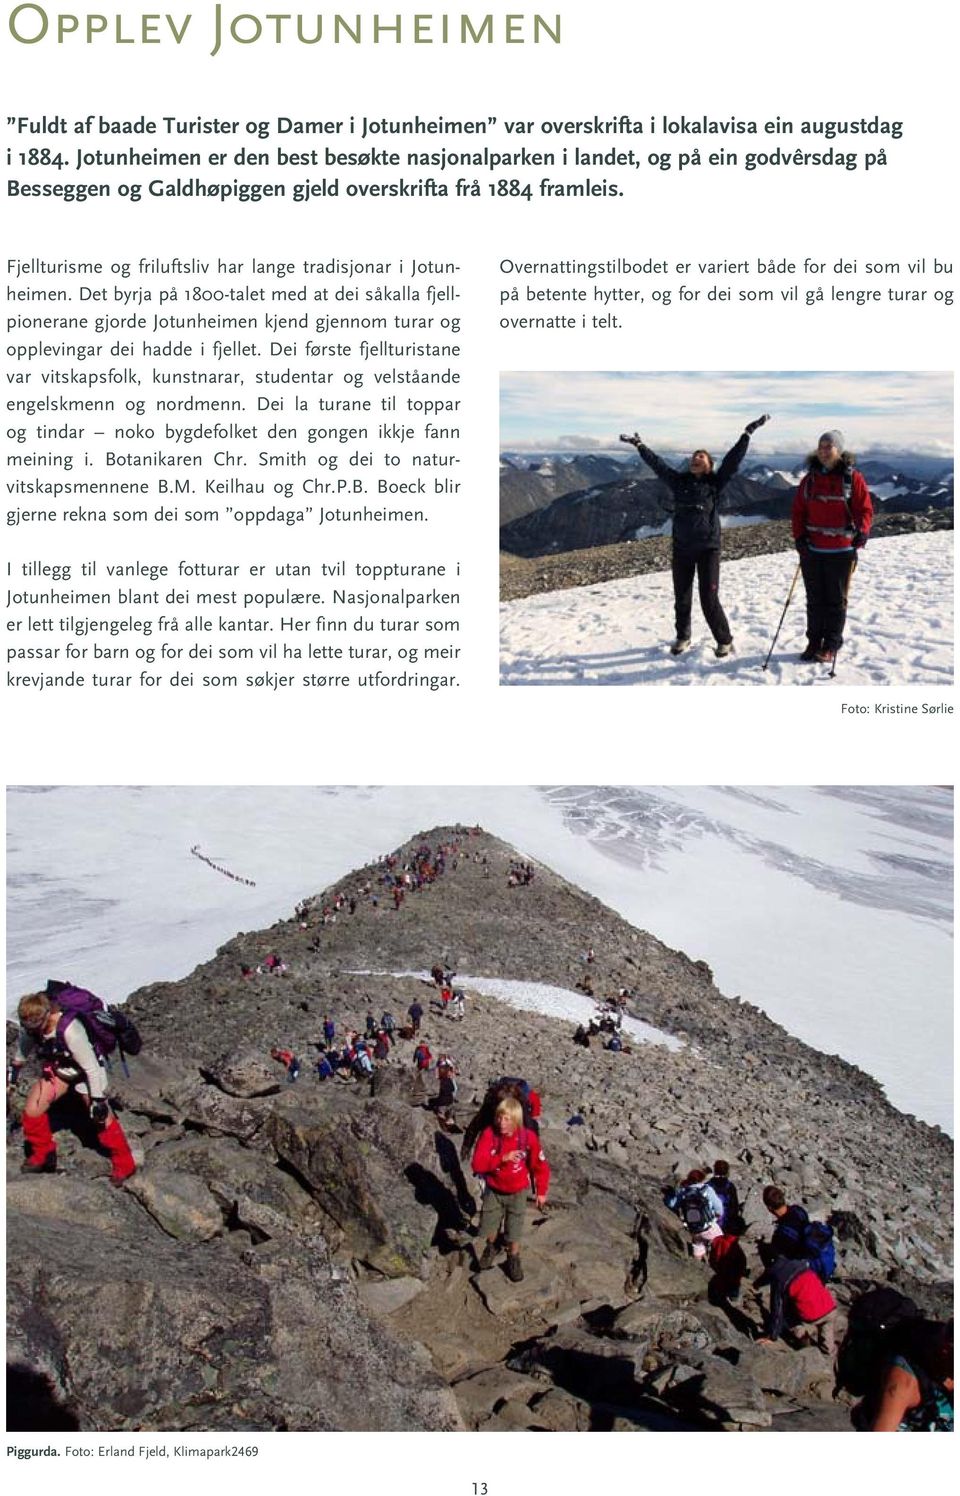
7, 828, 953, 1433
500, 511, 954, 602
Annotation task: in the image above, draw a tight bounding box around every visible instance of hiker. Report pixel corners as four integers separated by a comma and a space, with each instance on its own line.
760, 1184, 809, 1263
413, 1041, 433, 1072
381, 1011, 396, 1037
365, 1010, 377, 1038
316, 1053, 334, 1081
9, 989, 136, 1185
709, 1231, 748, 1302
573, 1024, 590, 1048
373, 1030, 391, 1061
709, 1159, 742, 1234
666, 1169, 725, 1258
471, 1096, 550, 1283
792, 430, 873, 665
408, 999, 424, 1034
450, 989, 466, 1021
322, 1015, 335, 1045
621, 414, 770, 657
353, 1046, 374, 1079
757, 1255, 838, 1356
430, 1060, 458, 1125
606, 1032, 623, 1052
867, 1318, 954, 1431
759, 1184, 835, 1280
270, 1046, 300, 1082
430, 964, 444, 987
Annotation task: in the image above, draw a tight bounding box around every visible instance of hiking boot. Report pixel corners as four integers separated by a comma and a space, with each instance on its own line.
20, 1152, 58, 1175
477, 1241, 499, 1271
815, 649, 836, 665
714, 641, 734, 659
670, 637, 692, 656
505, 1253, 524, 1283
799, 644, 819, 662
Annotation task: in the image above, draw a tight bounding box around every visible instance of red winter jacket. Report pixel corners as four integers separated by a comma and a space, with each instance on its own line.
792, 462, 873, 553
789, 1266, 837, 1322
471, 1124, 550, 1197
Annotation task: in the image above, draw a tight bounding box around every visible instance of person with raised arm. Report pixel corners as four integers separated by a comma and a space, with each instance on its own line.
621, 413, 770, 658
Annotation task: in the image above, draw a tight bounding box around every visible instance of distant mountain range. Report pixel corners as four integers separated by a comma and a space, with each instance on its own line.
500, 450, 954, 557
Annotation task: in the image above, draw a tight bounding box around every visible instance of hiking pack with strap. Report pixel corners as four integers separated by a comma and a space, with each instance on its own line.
47, 980, 143, 1071
801, 1219, 836, 1281
776, 1207, 836, 1281
803, 464, 857, 539
678, 1184, 719, 1233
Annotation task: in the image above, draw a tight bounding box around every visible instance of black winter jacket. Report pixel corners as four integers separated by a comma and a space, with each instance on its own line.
636, 432, 750, 554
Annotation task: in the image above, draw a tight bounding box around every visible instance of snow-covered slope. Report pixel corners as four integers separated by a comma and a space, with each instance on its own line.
6, 786, 952, 1130
501, 532, 954, 686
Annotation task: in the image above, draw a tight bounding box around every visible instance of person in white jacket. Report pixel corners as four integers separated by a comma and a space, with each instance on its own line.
10, 989, 136, 1184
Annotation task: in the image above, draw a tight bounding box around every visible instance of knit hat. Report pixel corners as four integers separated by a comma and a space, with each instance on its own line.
819, 430, 845, 450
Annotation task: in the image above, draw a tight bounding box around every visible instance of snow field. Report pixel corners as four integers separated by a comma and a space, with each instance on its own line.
500, 531, 954, 686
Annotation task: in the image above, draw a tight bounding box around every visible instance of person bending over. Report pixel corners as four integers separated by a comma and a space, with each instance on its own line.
10, 988, 136, 1186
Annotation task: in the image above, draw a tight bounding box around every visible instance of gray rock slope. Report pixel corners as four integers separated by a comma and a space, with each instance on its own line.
6, 828, 952, 1432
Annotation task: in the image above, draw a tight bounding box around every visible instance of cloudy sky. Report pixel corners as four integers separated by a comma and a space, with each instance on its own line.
500, 371, 954, 455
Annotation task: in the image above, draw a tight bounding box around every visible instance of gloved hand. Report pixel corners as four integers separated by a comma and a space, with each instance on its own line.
89, 1098, 109, 1127
745, 414, 770, 435
853, 531, 867, 549
618, 432, 642, 447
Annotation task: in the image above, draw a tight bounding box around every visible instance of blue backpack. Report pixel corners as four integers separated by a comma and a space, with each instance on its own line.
802, 1220, 836, 1282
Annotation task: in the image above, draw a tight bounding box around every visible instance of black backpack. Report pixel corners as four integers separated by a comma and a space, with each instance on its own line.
836, 1287, 921, 1398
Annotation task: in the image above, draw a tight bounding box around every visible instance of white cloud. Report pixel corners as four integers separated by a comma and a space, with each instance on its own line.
500, 371, 954, 455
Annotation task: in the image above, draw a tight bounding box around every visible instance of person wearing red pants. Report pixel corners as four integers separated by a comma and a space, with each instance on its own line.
9, 989, 136, 1186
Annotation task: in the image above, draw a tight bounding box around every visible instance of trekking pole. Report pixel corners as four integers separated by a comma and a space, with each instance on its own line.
829, 553, 859, 680
762, 562, 801, 671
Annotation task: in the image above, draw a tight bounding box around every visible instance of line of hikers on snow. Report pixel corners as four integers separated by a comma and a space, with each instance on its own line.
618, 419, 873, 666
8, 984, 951, 1431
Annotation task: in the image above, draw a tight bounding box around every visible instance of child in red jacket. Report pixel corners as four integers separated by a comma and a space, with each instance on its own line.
471, 1096, 550, 1283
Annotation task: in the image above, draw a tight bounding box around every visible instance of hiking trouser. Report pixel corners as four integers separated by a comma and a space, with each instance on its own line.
799, 549, 856, 652
690, 1220, 724, 1259
671, 548, 732, 645
479, 1186, 528, 1245
787, 1308, 837, 1357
